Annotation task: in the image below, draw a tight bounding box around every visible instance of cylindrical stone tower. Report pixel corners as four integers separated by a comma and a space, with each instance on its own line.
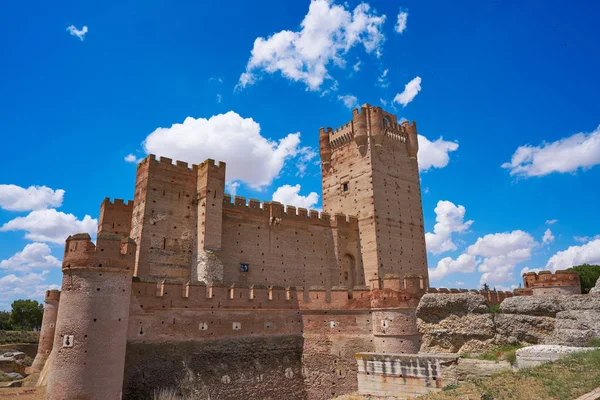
30, 289, 60, 373
46, 233, 135, 400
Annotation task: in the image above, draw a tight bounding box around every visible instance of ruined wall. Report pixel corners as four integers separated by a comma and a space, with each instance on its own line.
219, 197, 361, 288
523, 270, 581, 295
427, 287, 514, 305
131, 156, 198, 281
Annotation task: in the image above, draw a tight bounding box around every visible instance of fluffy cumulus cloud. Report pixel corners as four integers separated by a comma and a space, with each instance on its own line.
338, 94, 359, 109
542, 228, 555, 246
0, 270, 59, 310
429, 230, 537, 285
0, 209, 97, 244
237, 0, 386, 91
143, 111, 316, 189
502, 124, 600, 177
393, 76, 421, 107
425, 200, 473, 255
66, 25, 88, 41
0, 243, 61, 272
395, 10, 408, 33
124, 154, 140, 163
545, 238, 600, 271
520, 266, 542, 275
429, 254, 478, 281
0, 184, 64, 211
272, 184, 319, 210
471, 231, 537, 285
417, 135, 459, 171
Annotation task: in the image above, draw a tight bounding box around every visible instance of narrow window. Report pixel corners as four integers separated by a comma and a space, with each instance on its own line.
342, 182, 349, 192
240, 263, 249, 272
162, 238, 166, 249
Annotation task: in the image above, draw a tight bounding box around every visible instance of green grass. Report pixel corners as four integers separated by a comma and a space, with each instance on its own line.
476, 344, 523, 364
585, 337, 600, 347
488, 304, 501, 314
420, 349, 600, 400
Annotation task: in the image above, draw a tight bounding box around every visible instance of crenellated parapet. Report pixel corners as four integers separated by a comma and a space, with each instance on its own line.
99, 197, 134, 237
523, 270, 581, 295
222, 195, 358, 229
63, 233, 136, 271
131, 275, 424, 313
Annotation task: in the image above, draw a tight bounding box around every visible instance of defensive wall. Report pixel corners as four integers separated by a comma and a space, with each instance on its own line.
123, 273, 425, 399
523, 270, 581, 295
426, 287, 514, 305
39, 105, 435, 399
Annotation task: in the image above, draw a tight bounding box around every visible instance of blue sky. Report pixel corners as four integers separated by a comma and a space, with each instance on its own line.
1, 0, 599, 309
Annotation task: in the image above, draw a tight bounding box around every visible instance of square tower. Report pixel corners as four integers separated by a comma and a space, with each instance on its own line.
320, 104, 428, 288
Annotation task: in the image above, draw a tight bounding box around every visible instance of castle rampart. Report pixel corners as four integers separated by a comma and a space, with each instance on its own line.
45, 105, 432, 400
523, 270, 581, 295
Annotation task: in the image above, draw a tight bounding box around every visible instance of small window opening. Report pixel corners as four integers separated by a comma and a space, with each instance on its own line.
342, 182, 349, 192
240, 263, 249, 272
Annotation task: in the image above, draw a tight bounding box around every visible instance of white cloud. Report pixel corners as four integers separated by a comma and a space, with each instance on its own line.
225, 182, 240, 197
545, 219, 558, 225
542, 228, 555, 246
545, 239, 600, 271
448, 281, 465, 287
502, 124, 600, 177
520, 266, 542, 275
0, 270, 59, 309
0, 184, 64, 211
272, 184, 319, 210
395, 10, 408, 34
143, 111, 314, 189
66, 25, 88, 41
338, 94, 359, 109
237, 0, 386, 91
471, 231, 537, 285
216, 94, 222, 103
393, 76, 421, 107
353, 60, 361, 71
0, 209, 97, 244
425, 200, 473, 255
417, 135, 459, 171
429, 254, 478, 281
377, 69, 389, 88
0, 243, 61, 273
574, 235, 600, 243
124, 154, 140, 163
295, 147, 318, 177
429, 230, 537, 285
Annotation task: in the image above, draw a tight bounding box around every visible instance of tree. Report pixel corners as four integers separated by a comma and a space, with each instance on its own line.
9, 300, 43, 331
482, 283, 490, 291
0, 311, 13, 330
568, 264, 600, 293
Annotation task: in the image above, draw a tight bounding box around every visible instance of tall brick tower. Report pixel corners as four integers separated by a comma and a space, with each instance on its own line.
320, 104, 428, 289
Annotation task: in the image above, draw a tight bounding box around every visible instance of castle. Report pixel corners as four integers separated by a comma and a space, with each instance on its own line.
33, 105, 514, 400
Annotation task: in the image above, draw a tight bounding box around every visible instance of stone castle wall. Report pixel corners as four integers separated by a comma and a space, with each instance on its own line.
523, 270, 581, 295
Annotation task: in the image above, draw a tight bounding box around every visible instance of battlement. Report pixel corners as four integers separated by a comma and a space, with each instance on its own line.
327, 122, 355, 148
523, 270, 581, 294
63, 233, 136, 271
131, 277, 422, 312
99, 197, 134, 236
221, 195, 358, 227
426, 287, 514, 305
45, 289, 61, 302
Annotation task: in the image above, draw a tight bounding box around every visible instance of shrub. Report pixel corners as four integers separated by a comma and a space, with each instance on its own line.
442, 383, 458, 391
